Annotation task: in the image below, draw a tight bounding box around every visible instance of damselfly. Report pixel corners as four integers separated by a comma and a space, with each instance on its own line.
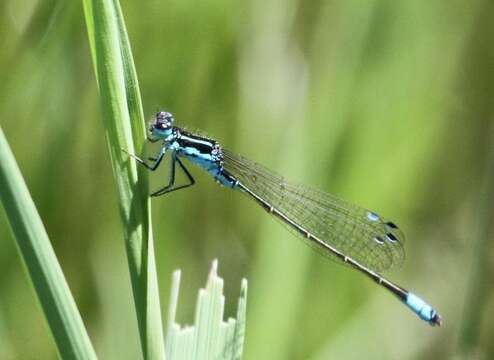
124, 111, 442, 326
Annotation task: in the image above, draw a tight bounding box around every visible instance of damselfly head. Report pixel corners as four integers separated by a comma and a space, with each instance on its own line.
149, 111, 174, 138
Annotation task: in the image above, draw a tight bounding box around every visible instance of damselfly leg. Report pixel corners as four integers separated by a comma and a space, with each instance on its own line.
122, 148, 195, 196
123, 148, 165, 171
150, 154, 195, 197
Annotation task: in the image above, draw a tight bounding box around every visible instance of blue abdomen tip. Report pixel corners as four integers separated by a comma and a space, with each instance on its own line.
406, 293, 442, 326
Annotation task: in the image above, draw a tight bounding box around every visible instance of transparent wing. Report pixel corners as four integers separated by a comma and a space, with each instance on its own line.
223, 150, 405, 272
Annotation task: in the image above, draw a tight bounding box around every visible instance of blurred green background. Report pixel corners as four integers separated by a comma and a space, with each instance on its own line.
1, 0, 493, 359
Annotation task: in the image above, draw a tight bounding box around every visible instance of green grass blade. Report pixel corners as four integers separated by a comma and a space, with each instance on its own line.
81, 0, 166, 358
165, 260, 247, 360
457, 125, 494, 357
0, 128, 97, 360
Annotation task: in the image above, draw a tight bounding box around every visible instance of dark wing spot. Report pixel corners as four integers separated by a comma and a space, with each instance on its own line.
386, 221, 398, 229
386, 233, 398, 243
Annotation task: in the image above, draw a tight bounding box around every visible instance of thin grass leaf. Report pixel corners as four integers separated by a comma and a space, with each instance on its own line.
81, 0, 165, 358
165, 260, 247, 360
0, 127, 97, 359
457, 124, 494, 357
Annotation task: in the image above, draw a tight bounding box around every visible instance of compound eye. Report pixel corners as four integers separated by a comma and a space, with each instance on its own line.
151, 111, 174, 132
164, 113, 174, 124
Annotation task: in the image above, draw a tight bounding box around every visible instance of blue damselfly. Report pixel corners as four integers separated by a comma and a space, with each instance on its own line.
124, 111, 442, 326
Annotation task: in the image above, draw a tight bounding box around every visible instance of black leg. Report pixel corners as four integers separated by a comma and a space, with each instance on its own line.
122, 148, 165, 171
150, 152, 177, 196
151, 155, 195, 197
